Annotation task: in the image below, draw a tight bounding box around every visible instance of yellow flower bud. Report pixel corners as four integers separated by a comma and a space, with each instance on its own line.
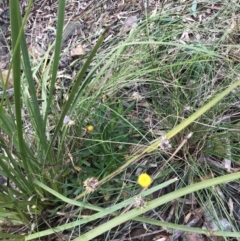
86, 125, 94, 133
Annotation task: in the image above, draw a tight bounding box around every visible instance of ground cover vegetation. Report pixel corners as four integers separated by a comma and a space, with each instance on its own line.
1, 0, 240, 240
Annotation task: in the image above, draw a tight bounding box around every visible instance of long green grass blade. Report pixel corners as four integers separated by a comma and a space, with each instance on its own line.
43, 0, 66, 126
134, 217, 240, 238
9, 0, 30, 173
20, 0, 48, 153
0, 232, 24, 240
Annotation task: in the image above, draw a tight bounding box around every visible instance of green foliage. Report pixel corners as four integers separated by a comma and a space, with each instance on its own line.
0, 0, 109, 233
79, 99, 137, 175
1, 0, 240, 240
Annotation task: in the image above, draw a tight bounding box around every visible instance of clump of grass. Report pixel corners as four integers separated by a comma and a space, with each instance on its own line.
1, 1, 240, 240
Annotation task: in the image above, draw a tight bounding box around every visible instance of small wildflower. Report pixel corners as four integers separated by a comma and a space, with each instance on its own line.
101, 94, 107, 103
159, 136, 172, 150
63, 115, 75, 126
84, 177, 99, 193
186, 132, 193, 139
134, 196, 147, 208
137, 173, 152, 188
86, 125, 94, 133
132, 91, 143, 101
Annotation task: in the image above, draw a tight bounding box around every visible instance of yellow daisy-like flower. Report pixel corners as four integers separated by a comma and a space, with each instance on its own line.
86, 125, 94, 133
137, 173, 152, 188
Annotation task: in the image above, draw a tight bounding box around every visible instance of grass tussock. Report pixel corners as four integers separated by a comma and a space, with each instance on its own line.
1, 0, 240, 240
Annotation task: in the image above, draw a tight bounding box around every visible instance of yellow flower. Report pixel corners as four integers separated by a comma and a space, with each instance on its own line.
86, 125, 94, 133
137, 173, 152, 188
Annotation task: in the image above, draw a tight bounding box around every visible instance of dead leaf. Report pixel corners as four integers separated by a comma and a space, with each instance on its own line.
228, 19, 237, 32
184, 212, 193, 223
180, 32, 191, 42
228, 197, 234, 219
129, 228, 155, 241
153, 234, 169, 241
71, 44, 85, 57
0, 69, 13, 88
28, 45, 46, 59
120, 15, 138, 33
183, 17, 195, 23
181, 232, 206, 241
224, 157, 231, 172
206, 4, 222, 11
132, 91, 143, 101
203, 209, 232, 232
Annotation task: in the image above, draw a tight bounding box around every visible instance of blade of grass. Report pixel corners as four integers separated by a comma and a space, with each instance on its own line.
43, 0, 66, 126
0, 154, 29, 193
115, 41, 226, 58
9, 0, 45, 177
0, 112, 38, 194
9, 0, 30, 173
20, 0, 48, 155
134, 217, 240, 238
0, 232, 24, 240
